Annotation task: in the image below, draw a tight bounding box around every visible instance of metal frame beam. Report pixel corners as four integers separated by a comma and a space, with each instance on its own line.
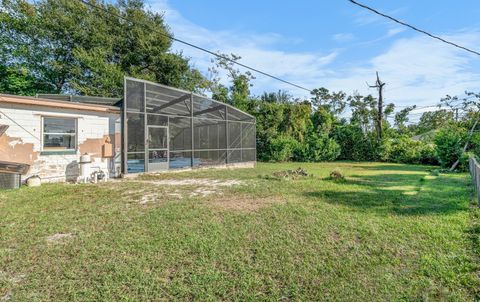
193, 105, 225, 118
149, 93, 191, 113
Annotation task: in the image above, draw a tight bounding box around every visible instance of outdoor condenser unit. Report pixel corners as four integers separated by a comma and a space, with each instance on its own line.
0, 161, 30, 189
0, 173, 21, 189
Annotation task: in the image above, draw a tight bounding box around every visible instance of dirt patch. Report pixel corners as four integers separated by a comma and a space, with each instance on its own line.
46, 233, 74, 243
130, 179, 243, 203
205, 195, 285, 212
139, 193, 161, 205
190, 188, 222, 197
135, 179, 243, 187
108, 178, 246, 206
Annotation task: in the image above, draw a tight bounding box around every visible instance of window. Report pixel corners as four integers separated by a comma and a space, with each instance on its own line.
42, 117, 77, 151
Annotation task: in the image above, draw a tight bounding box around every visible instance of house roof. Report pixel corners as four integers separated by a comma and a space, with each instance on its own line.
0, 94, 120, 114
36, 94, 122, 107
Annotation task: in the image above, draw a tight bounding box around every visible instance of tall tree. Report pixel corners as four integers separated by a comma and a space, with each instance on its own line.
0, 0, 208, 97
367, 72, 386, 139
209, 53, 255, 109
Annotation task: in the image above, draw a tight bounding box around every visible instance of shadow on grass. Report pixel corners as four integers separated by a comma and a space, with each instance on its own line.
305, 172, 470, 216
352, 163, 434, 173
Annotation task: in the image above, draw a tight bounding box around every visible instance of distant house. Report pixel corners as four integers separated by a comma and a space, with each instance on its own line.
0, 77, 256, 183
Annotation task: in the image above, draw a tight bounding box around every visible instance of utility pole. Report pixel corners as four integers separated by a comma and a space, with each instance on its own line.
368, 72, 386, 139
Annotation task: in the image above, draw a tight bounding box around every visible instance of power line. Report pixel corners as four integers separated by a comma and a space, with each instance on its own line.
348, 0, 480, 57
75, 0, 313, 93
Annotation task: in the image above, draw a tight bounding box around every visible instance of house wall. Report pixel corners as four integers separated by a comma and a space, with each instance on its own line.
0, 102, 121, 182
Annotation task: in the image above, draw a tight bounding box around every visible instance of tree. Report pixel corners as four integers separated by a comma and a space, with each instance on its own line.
209, 53, 255, 108
368, 72, 386, 139
0, 0, 208, 97
280, 102, 312, 143
310, 87, 347, 115
394, 105, 416, 133
0, 64, 53, 95
416, 109, 454, 134
349, 94, 376, 133
260, 90, 291, 103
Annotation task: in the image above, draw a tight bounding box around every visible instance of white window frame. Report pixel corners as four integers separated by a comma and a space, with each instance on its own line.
41, 116, 78, 152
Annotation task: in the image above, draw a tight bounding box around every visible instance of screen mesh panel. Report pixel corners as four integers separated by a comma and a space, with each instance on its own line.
126, 113, 144, 152
124, 77, 256, 173
194, 119, 226, 150
193, 95, 226, 120
169, 117, 192, 151
228, 122, 242, 149
125, 80, 144, 112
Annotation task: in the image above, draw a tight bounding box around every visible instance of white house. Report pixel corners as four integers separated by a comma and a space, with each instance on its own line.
0, 94, 121, 182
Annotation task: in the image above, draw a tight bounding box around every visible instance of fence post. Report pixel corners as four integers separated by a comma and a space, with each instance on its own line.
469, 156, 480, 208
476, 164, 480, 207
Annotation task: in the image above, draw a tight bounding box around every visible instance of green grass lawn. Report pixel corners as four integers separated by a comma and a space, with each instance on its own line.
1, 162, 479, 301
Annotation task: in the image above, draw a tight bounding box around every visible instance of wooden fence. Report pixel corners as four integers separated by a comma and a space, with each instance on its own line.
468, 156, 480, 207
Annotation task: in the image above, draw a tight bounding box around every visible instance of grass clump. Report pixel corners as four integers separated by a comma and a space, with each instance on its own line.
326, 168, 346, 182
264, 167, 311, 180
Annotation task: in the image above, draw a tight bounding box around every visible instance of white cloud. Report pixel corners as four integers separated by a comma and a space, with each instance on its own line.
353, 6, 408, 26
386, 27, 405, 37
327, 32, 480, 108
146, 0, 480, 110
333, 33, 355, 42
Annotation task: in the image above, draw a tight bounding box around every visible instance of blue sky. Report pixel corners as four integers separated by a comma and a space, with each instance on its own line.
147, 0, 480, 113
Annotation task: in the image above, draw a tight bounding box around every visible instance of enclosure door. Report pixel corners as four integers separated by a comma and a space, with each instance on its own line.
147, 126, 169, 172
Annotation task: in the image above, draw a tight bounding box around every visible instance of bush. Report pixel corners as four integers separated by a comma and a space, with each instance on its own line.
434, 127, 465, 168
418, 143, 438, 165
386, 137, 439, 165
305, 133, 340, 162
456, 151, 473, 172
334, 125, 365, 160
389, 137, 415, 163
267, 136, 300, 162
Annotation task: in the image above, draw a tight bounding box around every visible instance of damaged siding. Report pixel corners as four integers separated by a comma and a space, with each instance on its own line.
0, 102, 121, 182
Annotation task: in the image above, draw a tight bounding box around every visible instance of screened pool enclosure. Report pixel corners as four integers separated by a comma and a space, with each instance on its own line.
123, 77, 256, 173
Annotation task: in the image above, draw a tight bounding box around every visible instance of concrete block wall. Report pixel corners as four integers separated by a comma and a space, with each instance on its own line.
0, 102, 121, 183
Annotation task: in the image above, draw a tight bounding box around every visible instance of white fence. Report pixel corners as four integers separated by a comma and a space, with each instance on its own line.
468, 156, 480, 207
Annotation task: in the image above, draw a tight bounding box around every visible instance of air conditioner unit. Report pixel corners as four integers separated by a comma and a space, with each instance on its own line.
0, 172, 21, 189
0, 161, 30, 189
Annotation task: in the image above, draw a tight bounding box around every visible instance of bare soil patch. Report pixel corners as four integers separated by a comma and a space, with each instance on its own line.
46, 233, 74, 243
135, 179, 243, 187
